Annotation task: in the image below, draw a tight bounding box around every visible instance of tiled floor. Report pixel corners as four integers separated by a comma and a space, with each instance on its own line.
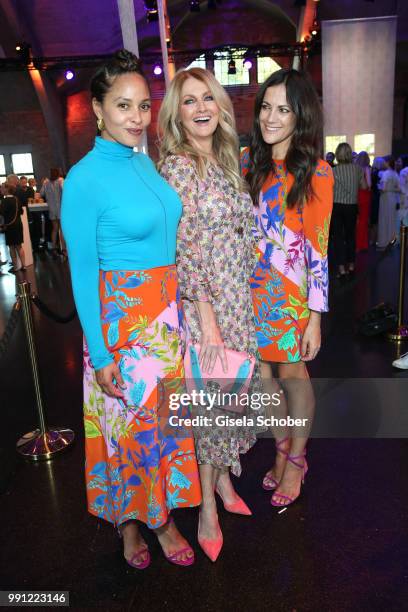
1, 238, 407, 611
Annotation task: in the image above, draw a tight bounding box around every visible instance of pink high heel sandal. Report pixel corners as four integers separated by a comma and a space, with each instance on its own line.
270, 451, 308, 507
118, 525, 151, 570
262, 437, 290, 491
161, 517, 195, 567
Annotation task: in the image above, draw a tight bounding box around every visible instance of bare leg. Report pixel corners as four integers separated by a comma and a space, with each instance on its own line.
51, 220, 59, 249
9, 246, 18, 269
16, 244, 25, 268
198, 464, 220, 540
261, 360, 290, 484
119, 521, 149, 564
215, 468, 240, 505
271, 360, 314, 505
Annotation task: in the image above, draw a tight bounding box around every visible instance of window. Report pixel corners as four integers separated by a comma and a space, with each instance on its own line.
214, 50, 249, 86
325, 135, 347, 155
257, 57, 281, 83
186, 54, 206, 70
0, 155, 5, 184
0, 149, 34, 182
354, 134, 375, 163
12, 153, 34, 178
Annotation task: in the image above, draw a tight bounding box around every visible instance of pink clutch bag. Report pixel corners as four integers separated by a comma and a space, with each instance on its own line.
183, 342, 256, 413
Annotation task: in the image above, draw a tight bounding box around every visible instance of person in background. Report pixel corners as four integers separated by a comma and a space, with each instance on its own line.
16, 176, 35, 208
0, 182, 7, 267
370, 156, 385, 245
398, 155, 408, 229
16, 175, 40, 252
352, 151, 358, 163
325, 151, 335, 167
6, 174, 19, 190
395, 156, 404, 175
376, 155, 400, 249
28, 178, 37, 192
332, 142, 364, 278
40, 168, 66, 255
0, 182, 26, 273
355, 151, 372, 252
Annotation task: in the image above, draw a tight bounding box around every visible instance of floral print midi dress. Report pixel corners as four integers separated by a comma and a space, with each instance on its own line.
241, 149, 334, 363
160, 155, 260, 476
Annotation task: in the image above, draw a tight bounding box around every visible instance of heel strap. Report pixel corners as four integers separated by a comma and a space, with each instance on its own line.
275, 437, 289, 456
287, 453, 306, 470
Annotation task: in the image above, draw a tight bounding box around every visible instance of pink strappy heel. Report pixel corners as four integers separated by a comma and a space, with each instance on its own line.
161, 517, 195, 567
118, 526, 151, 570
126, 547, 151, 570
164, 547, 195, 566
270, 451, 308, 507
262, 437, 290, 491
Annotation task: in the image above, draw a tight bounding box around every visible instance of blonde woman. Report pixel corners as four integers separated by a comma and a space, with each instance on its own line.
158, 68, 259, 562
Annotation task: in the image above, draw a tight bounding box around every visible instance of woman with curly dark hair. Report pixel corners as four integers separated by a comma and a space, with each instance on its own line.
241, 69, 333, 507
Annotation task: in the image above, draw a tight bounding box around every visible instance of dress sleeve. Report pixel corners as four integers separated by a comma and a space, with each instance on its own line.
160, 156, 216, 302
302, 161, 334, 312
61, 170, 113, 370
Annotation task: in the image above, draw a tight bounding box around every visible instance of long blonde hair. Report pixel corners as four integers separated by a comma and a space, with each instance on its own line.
157, 67, 245, 191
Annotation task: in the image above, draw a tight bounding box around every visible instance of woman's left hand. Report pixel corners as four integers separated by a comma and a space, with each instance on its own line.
301, 313, 321, 361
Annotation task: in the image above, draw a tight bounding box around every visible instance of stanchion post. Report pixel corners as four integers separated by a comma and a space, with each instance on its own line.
16, 280, 75, 460
388, 224, 408, 341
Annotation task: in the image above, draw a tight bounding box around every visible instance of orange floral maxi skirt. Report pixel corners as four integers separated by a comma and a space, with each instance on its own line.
83, 265, 201, 528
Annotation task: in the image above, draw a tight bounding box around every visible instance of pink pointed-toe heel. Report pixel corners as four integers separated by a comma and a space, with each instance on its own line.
198, 515, 223, 562
270, 450, 308, 508
262, 437, 290, 491
215, 487, 252, 516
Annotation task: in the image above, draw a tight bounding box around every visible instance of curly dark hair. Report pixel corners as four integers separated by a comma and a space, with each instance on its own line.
246, 69, 323, 209
90, 49, 146, 103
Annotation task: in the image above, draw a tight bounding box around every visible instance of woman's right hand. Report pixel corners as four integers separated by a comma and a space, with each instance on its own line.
199, 324, 228, 375
95, 361, 126, 398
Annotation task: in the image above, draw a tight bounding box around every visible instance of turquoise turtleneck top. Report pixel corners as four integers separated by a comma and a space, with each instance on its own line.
61, 136, 182, 370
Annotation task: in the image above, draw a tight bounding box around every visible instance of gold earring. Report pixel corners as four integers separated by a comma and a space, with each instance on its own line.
97, 118, 105, 131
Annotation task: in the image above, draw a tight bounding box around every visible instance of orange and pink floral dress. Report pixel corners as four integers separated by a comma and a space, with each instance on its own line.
241, 149, 333, 363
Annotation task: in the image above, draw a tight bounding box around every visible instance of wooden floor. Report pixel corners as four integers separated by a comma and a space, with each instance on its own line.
1, 234, 408, 611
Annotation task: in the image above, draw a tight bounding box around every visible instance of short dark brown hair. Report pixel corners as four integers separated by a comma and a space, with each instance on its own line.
335, 142, 353, 164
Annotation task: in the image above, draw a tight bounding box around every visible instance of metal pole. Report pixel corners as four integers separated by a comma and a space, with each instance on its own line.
388, 224, 408, 341
16, 280, 74, 460
157, 0, 175, 88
